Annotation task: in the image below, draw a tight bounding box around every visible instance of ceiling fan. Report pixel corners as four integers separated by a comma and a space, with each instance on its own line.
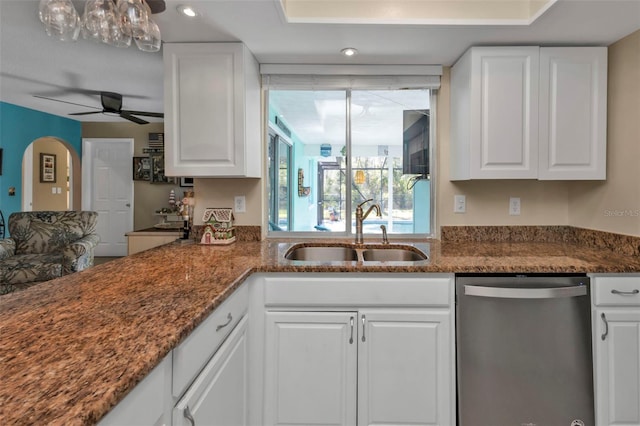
34, 91, 163, 125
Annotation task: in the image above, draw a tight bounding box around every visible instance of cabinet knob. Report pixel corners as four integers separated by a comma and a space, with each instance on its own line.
611, 289, 639, 295
216, 313, 233, 331
184, 405, 196, 426
601, 313, 609, 341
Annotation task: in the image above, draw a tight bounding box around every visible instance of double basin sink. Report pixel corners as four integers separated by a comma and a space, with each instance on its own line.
284, 243, 428, 263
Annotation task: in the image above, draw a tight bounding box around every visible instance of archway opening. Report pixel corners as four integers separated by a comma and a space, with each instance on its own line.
22, 137, 80, 211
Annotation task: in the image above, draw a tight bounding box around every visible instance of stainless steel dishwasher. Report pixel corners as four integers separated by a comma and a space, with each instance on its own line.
456, 274, 594, 426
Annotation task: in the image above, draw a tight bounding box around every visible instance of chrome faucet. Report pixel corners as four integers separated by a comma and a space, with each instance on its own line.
355, 199, 381, 244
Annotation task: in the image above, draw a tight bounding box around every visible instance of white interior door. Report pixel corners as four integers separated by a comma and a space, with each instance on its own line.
82, 138, 133, 257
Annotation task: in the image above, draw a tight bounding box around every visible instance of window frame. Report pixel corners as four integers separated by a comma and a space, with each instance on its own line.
263, 80, 438, 240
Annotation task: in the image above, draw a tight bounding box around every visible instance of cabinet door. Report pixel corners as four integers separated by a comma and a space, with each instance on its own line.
264, 311, 358, 426
595, 309, 640, 425
469, 47, 539, 179
539, 47, 607, 180
357, 310, 453, 426
173, 316, 248, 426
163, 43, 260, 177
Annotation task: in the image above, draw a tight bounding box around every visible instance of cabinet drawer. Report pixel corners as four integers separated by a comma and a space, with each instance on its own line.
263, 273, 453, 307
172, 283, 248, 397
594, 276, 640, 306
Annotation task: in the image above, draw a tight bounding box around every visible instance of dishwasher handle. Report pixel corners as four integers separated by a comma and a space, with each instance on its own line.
464, 284, 587, 299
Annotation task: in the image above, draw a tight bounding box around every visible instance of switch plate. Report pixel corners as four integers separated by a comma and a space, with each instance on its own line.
51, 187, 56, 194
234, 196, 246, 213
454, 195, 466, 213
509, 197, 521, 215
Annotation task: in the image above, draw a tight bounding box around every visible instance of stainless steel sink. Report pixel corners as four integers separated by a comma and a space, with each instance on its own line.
361, 248, 428, 262
284, 243, 428, 263
284, 245, 358, 261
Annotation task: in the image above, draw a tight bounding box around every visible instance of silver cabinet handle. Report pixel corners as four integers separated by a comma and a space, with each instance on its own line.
464, 285, 587, 299
611, 289, 639, 295
601, 313, 609, 341
349, 316, 354, 344
184, 405, 195, 426
361, 315, 366, 342
216, 313, 232, 331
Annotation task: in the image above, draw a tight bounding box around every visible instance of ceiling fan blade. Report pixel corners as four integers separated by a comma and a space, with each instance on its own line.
120, 112, 149, 125
34, 95, 100, 110
69, 111, 103, 116
121, 109, 164, 118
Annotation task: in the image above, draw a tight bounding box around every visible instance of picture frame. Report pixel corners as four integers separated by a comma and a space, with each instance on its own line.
150, 153, 174, 184
180, 177, 194, 187
132, 157, 151, 181
39, 153, 56, 183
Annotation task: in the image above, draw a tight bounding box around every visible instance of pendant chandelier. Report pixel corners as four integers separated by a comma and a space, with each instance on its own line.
38, 0, 164, 52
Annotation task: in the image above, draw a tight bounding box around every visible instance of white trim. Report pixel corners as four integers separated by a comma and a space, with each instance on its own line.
22, 144, 33, 211
263, 74, 441, 90
260, 64, 442, 76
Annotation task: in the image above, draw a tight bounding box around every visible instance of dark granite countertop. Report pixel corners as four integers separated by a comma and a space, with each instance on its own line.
1, 228, 640, 424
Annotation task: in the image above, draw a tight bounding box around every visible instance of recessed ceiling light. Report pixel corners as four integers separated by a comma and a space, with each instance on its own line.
177, 5, 198, 17
341, 47, 358, 57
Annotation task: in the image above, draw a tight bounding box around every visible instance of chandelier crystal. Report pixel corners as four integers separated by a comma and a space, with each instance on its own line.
38, 0, 162, 52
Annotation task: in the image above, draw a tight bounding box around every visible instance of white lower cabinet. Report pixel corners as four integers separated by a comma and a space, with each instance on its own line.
264, 311, 358, 426
592, 275, 640, 426
173, 315, 249, 426
260, 273, 455, 426
358, 310, 451, 426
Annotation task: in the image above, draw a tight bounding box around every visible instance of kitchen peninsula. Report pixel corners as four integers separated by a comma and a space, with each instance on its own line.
1, 226, 640, 425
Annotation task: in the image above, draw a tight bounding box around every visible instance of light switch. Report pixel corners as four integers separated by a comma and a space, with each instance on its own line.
51, 187, 57, 194
234, 196, 246, 213
509, 197, 521, 215
454, 195, 466, 213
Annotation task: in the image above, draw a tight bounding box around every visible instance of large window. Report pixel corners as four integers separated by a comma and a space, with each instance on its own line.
266, 78, 436, 238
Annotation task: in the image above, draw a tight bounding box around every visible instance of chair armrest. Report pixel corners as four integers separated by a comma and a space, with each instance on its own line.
61, 234, 101, 273
0, 238, 16, 260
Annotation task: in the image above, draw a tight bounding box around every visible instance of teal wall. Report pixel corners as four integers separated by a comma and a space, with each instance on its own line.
0, 102, 81, 223
268, 105, 319, 231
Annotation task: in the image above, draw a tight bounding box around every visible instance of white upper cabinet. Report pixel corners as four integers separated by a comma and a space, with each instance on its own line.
163, 43, 261, 177
451, 47, 539, 180
450, 46, 607, 181
538, 47, 607, 180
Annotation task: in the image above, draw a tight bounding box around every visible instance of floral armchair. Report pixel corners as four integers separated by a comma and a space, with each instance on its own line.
0, 211, 100, 294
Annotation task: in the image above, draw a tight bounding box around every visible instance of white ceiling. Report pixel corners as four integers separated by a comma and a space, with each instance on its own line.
0, 0, 638, 124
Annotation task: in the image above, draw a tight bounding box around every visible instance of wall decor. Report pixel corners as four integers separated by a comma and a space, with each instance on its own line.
180, 177, 194, 187
151, 153, 174, 184
132, 157, 151, 181
297, 168, 310, 197
39, 153, 56, 183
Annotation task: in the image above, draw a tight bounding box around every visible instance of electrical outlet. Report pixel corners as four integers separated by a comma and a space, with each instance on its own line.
509, 197, 521, 216
234, 196, 246, 213
454, 195, 466, 213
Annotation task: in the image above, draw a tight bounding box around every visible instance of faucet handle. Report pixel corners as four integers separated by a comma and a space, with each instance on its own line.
357, 199, 374, 209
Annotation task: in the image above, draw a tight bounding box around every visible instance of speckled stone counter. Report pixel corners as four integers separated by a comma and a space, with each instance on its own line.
2, 230, 640, 424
